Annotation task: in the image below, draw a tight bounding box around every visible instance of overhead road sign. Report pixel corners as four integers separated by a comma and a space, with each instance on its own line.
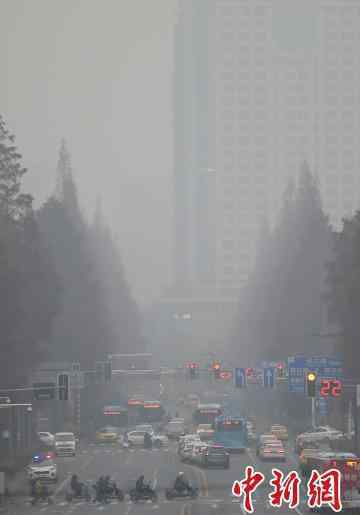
287, 356, 343, 394
234, 368, 246, 388
263, 367, 275, 389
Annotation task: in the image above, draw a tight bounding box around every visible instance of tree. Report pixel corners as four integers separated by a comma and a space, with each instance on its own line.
0, 116, 60, 386
326, 212, 360, 378
90, 197, 145, 354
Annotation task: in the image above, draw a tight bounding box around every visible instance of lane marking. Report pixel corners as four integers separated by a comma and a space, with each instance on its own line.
152, 468, 159, 490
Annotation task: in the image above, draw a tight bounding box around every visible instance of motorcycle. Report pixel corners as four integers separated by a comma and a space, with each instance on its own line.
165, 486, 198, 500
129, 485, 157, 503
104, 484, 124, 502
30, 492, 53, 505
65, 482, 92, 502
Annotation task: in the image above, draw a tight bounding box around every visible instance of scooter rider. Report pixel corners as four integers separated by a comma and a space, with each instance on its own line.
70, 474, 82, 497
174, 472, 190, 494
144, 432, 152, 449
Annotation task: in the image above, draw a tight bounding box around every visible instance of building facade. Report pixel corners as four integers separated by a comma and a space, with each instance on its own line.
173, 0, 360, 299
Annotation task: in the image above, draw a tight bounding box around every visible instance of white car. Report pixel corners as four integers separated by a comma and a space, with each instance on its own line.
190, 441, 209, 465
125, 430, 168, 447
38, 432, 55, 447
135, 425, 154, 436
259, 442, 286, 461
27, 458, 57, 482
296, 426, 344, 452
54, 432, 76, 456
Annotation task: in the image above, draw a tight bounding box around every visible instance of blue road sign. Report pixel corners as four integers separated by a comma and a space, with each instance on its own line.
287, 356, 343, 394
317, 398, 328, 416
263, 367, 275, 389
234, 368, 246, 388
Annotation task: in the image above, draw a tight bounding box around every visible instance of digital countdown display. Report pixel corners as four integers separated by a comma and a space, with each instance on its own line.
319, 379, 342, 398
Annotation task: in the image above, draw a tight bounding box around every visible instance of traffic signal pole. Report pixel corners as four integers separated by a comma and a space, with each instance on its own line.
311, 397, 316, 428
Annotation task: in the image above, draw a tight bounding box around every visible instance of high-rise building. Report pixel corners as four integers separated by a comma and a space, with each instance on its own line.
173, 0, 360, 299
317, 0, 360, 226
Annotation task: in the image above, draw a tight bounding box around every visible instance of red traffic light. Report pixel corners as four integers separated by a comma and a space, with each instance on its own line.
212, 361, 221, 370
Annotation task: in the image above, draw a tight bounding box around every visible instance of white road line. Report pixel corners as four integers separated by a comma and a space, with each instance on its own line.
152, 468, 159, 490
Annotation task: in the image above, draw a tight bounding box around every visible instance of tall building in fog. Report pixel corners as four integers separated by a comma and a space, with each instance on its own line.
173, 0, 360, 299
317, 1, 360, 225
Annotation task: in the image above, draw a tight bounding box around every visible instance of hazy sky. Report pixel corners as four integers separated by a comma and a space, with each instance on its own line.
0, 0, 175, 306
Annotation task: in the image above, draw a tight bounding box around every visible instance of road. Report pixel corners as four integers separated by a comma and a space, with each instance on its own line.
3, 440, 310, 515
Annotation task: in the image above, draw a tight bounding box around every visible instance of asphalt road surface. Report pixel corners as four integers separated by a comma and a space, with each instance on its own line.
3, 440, 310, 515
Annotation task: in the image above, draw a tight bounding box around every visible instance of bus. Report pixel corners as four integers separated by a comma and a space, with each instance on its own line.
193, 404, 223, 425
139, 400, 165, 423
212, 415, 248, 452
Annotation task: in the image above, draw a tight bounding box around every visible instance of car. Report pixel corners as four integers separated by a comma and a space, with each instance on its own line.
165, 420, 185, 439
38, 432, 55, 447
200, 444, 230, 469
196, 424, 214, 441
178, 434, 200, 452
246, 422, 257, 442
299, 446, 331, 476
259, 442, 286, 461
295, 426, 344, 453
135, 424, 154, 436
95, 426, 119, 443
54, 432, 76, 456
179, 440, 198, 462
125, 430, 168, 447
27, 458, 57, 482
256, 434, 279, 455
126, 430, 148, 446
190, 441, 209, 465
270, 425, 289, 441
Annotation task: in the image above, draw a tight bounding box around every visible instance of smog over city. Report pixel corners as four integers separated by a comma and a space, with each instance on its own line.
0, 1, 359, 513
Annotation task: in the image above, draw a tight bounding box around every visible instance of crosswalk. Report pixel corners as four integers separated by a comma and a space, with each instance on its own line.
80, 447, 170, 455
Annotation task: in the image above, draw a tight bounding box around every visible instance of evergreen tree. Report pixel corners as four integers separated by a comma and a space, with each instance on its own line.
0, 116, 60, 385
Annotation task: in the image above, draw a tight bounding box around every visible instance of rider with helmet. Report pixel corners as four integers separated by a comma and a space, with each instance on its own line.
70, 474, 82, 497
174, 472, 190, 494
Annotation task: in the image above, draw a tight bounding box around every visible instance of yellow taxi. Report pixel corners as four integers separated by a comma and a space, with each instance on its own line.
270, 425, 289, 441
95, 426, 119, 443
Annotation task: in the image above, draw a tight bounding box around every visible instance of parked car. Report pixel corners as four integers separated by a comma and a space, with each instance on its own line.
38, 432, 55, 447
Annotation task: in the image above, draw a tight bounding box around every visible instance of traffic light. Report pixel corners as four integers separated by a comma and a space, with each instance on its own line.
58, 374, 69, 401
188, 363, 199, 379
276, 363, 284, 379
212, 361, 221, 379
306, 371, 317, 398
104, 361, 112, 383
